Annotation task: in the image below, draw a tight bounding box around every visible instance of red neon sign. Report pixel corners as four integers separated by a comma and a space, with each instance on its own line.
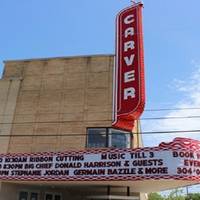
112, 2, 145, 131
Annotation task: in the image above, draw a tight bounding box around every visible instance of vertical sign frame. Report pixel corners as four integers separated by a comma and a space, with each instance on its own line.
112, 2, 145, 131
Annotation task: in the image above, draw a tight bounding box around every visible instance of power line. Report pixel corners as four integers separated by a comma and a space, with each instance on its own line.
141, 129, 200, 134
144, 107, 200, 112
0, 107, 200, 118
141, 115, 200, 120
0, 115, 200, 125
0, 129, 200, 137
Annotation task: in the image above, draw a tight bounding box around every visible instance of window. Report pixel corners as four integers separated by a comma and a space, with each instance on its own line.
19, 192, 28, 200
87, 128, 107, 148
45, 194, 53, 200
19, 192, 39, 200
30, 193, 38, 200
45, 193, 62, 200
54, 195, 62, 200
109, 128, 131, 148
87, 128, 132, 148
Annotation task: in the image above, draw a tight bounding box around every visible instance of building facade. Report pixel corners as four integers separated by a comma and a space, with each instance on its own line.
0, 55, 144, 200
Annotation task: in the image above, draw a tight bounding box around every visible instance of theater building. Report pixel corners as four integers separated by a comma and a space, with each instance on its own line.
0, 55, 145, 200
1, 2, 196, 199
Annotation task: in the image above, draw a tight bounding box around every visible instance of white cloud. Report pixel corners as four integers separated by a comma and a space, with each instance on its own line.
142, 61, 200, 146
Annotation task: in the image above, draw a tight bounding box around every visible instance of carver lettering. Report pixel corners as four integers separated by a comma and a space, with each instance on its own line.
112, 3, 145, 131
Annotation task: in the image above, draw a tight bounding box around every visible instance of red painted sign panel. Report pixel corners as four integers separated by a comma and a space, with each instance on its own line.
112, 2, 145, 131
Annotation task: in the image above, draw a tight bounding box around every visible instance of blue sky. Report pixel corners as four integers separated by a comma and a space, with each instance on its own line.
1, 0, 200, 146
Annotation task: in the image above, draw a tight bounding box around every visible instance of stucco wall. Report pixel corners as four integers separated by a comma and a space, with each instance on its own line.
2, 55, 117, 153
0, 79, 21, 153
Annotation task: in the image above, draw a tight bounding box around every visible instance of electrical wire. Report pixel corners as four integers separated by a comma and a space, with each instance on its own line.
144, 107, 200, 112
0, 107, 199, 136
0, 115, 200, 125
140, 115, 200, 120
0, 107, 200, 117
0, 129, 200, 137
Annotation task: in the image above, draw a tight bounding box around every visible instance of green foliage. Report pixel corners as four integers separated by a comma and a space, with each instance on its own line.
166, 189, 185, 200
148, 190, 200, 200
148, 189, 185, 200
148, 192, 165, 200
185, 193, 200, 200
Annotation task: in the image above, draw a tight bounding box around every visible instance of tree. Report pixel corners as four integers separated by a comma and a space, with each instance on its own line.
185, 193, 200, 200
166, 189, 185, 200
148, 192, 165, 200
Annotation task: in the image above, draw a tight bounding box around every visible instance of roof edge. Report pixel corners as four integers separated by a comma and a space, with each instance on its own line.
3, 54, 115, 63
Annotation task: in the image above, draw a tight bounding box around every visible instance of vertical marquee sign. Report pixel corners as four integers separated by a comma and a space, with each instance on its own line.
112, 2, 145, 131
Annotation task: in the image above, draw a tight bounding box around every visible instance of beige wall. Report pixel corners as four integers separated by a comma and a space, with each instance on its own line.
0, 55, 141, 154
0, 79, 21, 153
1, 56, 116, 153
